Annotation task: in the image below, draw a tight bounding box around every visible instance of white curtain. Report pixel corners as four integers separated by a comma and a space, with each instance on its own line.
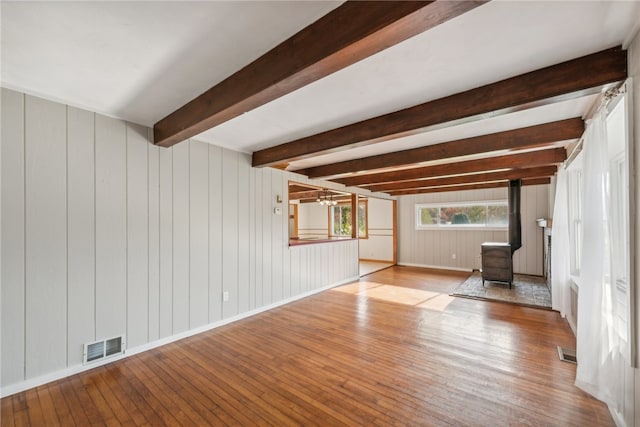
574, 109, 619, 406
551, 167, 571, 317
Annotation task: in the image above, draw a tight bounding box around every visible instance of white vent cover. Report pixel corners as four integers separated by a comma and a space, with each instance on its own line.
83, 336, 125, 364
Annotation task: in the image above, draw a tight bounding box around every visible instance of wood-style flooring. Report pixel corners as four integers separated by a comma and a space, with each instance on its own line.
358, 260, 394, 277
1, 266, 613, 426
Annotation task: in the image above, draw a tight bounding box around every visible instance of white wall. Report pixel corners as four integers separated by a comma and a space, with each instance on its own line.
297, 202, 328, 238
397, 185, 548, 275
629, 23, 640, 427
359, 197, 394, 262
0, 88, 360, 392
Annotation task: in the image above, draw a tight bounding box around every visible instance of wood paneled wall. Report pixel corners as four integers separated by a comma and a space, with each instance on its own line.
0, 89, 359, 392
397, 185, 549, 275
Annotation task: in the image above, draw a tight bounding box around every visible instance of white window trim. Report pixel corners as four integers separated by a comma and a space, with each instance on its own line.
329, 203, 352, 237
415, 200, 508, 231
566, 154, 583, 276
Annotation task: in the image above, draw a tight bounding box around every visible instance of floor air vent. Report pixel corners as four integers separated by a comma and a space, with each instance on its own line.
557, 346, 577, 364
84, 336, 125, 364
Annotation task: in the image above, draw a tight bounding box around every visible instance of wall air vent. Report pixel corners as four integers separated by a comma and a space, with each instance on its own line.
85, 341, 105, 363
83, 335, 125, 364
105, 336, 123, 356
557, 346, 577, 364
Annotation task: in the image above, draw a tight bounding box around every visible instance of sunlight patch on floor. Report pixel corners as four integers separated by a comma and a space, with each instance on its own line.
362, 285, 440, 306
333, 281, 454, 311
332, 281, 382, 294
416, 294, 455, 312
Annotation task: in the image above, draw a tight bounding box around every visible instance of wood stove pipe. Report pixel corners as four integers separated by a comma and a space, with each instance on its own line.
508, 179, 522, 255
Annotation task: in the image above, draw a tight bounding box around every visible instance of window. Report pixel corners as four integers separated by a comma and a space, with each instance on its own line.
605, 94, 631, 348
330, 203, 351, 237
329, 201, 368, 238
357, 200, 368, 238
567, 161, 583, 275
415, 201, 507, 229
610, 155, 628, 284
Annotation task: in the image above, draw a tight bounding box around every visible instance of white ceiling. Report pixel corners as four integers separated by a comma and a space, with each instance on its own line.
2, 1, 640, 171
1, 1, 341, 125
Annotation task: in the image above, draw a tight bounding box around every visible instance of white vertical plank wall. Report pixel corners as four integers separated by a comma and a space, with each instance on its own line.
189, 141, 209, 329
24, 95, 68, 378
158, 145, 173, 338
237, 153, 251, 313
95, 114, 127, 341
126, 123, 150, 348
253, 168, 264, 308
271, 171, 284, 302
208, 145, 223, 323
148, 141, 160, 342
2, 89, 26, 386
221, 149, 239, 319
1, 89, 364, 393
261, 168, 273, 306
248, 158, 257, 311
397, 186, 549, 275
172, 142, 190, 334
67, 106, 95, 366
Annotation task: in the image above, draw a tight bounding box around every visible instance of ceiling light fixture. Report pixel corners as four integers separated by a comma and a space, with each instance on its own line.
316, 189, 338, 206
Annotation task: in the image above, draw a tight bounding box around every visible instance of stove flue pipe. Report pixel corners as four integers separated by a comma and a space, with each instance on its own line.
508, 179, 522, 255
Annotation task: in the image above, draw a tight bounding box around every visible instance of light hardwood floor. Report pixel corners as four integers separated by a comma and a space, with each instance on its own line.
358, 260, 394, 277
1, 266, 613, 426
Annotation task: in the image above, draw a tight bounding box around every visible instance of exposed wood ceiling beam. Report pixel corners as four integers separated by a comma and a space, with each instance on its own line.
300, 118, 582, 179
289, 190, 321, 200
253, 47, 625, 167
299, 196, 353, 204
289, 188, 349, 200
388, 177, 551, 195
153, 0, 486, 148
288, 184, 318, 193
335, 147, 566, 187
289, 189, 339, 200
366, 165, 557, 192
296, 196, 364, 203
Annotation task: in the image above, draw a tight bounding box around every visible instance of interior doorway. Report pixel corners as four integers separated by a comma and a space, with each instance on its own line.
359, 197, 396, 277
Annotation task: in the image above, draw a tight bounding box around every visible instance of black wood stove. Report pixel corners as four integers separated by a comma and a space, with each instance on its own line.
481, 180, 522, 288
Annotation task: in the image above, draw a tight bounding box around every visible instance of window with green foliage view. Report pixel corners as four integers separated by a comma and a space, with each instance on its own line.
330, 201, 368, 237
416, 201, 507, 229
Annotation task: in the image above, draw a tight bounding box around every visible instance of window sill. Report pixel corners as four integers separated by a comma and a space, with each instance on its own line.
415, 226, 508, 232
570, 274, 581, 289
289, 237, 356, 247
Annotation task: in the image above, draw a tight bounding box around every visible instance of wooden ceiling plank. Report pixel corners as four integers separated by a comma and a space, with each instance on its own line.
253, 46, 625, 167
153, 0, 486, 148
299, 196, 353, 204
335, 146, 566, 186
301, 118, 581, 179
289, 190, 325, 200
366, 165, 557, 192
388, 177, 551, 195
289, 189, 347, 200
288, 184, 315, 193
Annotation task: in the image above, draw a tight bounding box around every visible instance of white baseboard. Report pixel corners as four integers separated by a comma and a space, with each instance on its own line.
0, 275, 358, 398
398, 262, 472, 273
608, 405, 628, 427
607, 405, 631, 427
